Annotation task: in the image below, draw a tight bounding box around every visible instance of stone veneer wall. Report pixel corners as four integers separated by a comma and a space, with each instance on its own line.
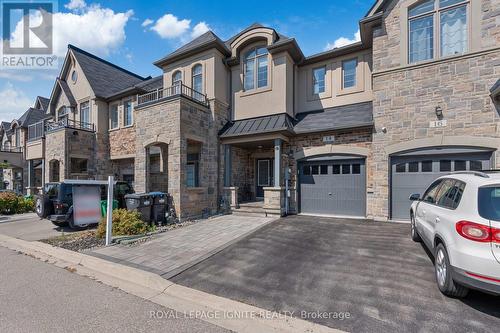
44, 129, 67, 182
370, 0, 500, 220
109, 126, 135, 157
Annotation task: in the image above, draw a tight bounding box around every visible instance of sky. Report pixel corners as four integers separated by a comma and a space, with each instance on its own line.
0, 0, 374, 123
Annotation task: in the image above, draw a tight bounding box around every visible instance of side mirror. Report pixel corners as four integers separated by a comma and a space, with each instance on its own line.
409, 193, 421, 201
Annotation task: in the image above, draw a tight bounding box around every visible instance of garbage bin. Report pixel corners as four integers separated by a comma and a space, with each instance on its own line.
100, 199, 118, 217
149, 192, 168, 225
124, 193, 152, 223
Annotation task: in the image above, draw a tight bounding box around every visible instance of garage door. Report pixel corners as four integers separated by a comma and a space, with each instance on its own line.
391, 149, 493, 220
299, 157, 366, 217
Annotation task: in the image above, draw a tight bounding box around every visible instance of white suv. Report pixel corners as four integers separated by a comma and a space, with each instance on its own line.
409, 171, 500, 297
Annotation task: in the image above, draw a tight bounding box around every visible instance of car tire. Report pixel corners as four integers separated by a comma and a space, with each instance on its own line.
410, 213, 422, 242
435, 243, 469, 298
68, 214, 87, 231
35, 195, 49, 218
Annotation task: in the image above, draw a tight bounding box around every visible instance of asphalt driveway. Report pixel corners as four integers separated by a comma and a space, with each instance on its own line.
0, 213, 79, 241
172, 215, 500, 333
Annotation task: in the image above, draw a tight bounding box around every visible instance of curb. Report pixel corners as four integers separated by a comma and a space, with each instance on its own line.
0, 233, 344, 333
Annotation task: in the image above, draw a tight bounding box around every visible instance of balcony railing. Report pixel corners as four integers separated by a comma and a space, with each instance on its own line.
28, 118, 95, 141
137, 83, 209, 107
0, 146, 22, 153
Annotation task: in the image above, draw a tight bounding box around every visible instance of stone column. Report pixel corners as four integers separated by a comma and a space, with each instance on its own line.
274, 138, 281, 187
263, 186, 284, 217
223, 186, 239, 210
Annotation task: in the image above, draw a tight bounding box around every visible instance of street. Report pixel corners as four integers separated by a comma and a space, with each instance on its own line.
0, 246, 227, 333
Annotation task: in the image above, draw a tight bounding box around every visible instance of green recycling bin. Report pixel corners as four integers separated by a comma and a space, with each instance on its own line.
100, 199, 118, 217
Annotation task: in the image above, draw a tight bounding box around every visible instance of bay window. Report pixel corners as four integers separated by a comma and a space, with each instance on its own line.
244, 46, 268, 91
409, 0, 469, 63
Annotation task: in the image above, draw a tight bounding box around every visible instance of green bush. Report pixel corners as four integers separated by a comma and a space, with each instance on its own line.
96, 209, 151, 238
0, 192, 19, 214
0, 193, 35, 214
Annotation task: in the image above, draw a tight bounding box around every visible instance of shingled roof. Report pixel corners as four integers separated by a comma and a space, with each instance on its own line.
220, 113, 294, 138
69, 45, 148, 99
35, 96, 49, 111
16, 108, 48, 128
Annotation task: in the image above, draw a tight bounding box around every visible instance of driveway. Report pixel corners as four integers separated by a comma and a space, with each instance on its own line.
0, 213, 79, 241
172, 215, 500, 333
90, 214, 275, 279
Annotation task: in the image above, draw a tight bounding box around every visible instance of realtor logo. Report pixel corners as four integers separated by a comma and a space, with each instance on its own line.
1, 0, 57, 68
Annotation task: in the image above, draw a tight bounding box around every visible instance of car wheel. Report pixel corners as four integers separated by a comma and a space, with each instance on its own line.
410, 213, 422, 242
35, 196, 48, 218
435, 243, 469, 298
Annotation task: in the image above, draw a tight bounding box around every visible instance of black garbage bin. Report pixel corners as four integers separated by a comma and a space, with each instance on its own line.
124, 193, 152, 223
149, 192, 168, 225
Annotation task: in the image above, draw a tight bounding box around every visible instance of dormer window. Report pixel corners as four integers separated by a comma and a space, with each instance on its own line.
243, 46, 268, 91
409, 0, 469, 63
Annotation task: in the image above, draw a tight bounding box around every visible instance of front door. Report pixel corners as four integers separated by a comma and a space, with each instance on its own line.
256, 159, 273, 198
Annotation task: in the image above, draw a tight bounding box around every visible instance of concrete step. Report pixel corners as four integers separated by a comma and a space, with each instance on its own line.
231, 210, 267, 217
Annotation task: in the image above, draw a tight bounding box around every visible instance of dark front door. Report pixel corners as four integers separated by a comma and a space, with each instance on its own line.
256, 159, 273, 198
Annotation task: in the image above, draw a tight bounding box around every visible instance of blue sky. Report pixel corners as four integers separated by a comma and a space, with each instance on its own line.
0, 0, 374, 122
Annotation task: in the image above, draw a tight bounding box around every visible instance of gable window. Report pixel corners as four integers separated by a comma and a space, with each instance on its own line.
14, 127, 20, 147
409, 0, 469, 63
110, 104, 118, 129
342, 59, 357, 89
124, 100, 133, 127
313, 67, 326, 94
58, 107, 69, 123
244, 46, 268, 91
80, 101, 90, 126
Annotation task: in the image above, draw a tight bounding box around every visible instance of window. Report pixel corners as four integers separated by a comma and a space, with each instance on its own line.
70, 158, 88, 174
352, 164, 361, 174
303, 165, 311, 175
58, 106, 69, 122
422, 179, 443, 204
396, 163, 406, 173
470, 160, 482, 171
435, 179, 456, 207
80, 101, 90, 125
440, 160, 451, 172
332, 165, 340, 174
409, 162, 419, 172
422, 160, 433, 172
320, 165, 328, 175
342, 59, 357, 89
311, 165, 319, 175
342, 164, 351, 174
110, 104, 118, 129
124, 100, 133, 127
192, 64, 203, 93
313, 67, 326, 94
172, 71, 182, 85
14, 127, 20, 147
186, 141, 201, 187
71, 70, 78, 83
454, 160, 466, 171
408, 0, 469, 63
244, 47, 268, 90
478, 186, 500, 222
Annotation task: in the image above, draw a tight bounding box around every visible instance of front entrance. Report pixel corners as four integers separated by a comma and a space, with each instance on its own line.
256, 158, 274, 198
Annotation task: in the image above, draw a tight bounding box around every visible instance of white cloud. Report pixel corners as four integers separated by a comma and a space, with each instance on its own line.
0, 72, 33, 82
191, 22, 210, 39
151, 14, 191, 39
325, 29, 361, 50
8, 2, 134, 57
0, 83, 32, 123
65, 0, 87, 11
142, 18, 153, 27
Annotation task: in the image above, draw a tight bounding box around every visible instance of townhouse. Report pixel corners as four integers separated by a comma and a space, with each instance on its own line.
8, 0, 499, 221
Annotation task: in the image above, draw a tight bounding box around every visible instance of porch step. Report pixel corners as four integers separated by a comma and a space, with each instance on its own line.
231, 201, 266, 217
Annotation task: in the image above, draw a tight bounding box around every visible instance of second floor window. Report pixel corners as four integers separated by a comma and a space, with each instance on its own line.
342, 59, 357, 89
192, 64, 203, 93
173, 71, 182, 86
124, 100, 133, 126
14, 127, 20, 147
244, 46, 268, 91
313, 67, 326, 94
409, 0, 468, 63
80, 101, 90, 125
110, 104, 118, 129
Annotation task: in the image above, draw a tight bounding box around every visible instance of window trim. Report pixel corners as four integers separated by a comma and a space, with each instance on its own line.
109, 103, 119, 130
172, 70, 182, 86
79, 100, 91, 125
342, 58, 358, 89
406, 0, 470, 64
312, 66, 326, 95
191, 64, 203, 94
242, 45, 269, 92
123, 99, 134, 127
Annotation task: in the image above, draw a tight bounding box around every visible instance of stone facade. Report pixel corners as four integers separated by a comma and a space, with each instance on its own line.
109, 126, 135, 157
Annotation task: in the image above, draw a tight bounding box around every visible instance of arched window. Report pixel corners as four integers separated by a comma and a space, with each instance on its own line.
191, 64, 203, 93
243, 46, 268, 91
172, 71, 182, 86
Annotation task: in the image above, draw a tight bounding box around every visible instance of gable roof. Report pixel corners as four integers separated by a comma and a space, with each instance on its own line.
15, 108, 48, 128
154, 31, 231, 68
68, 44, 148, 98
56, 78, 77, 107
35, 96, 49, 111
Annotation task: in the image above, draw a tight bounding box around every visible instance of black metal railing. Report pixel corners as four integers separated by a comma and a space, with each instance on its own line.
137, 83, 209, 107
28, 118, 95, 141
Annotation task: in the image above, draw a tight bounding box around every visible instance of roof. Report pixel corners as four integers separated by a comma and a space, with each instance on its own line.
15, 108, 47, 128
56, 79, 77, 107
220, 113, 294, 138
135, 75, 163, 91
68, 44, 148, 98
35, 96, 49, 111
154, 31, 230, 68
490, 79, 500, 96
1, 121, 11, 131
293, 102, 374, 134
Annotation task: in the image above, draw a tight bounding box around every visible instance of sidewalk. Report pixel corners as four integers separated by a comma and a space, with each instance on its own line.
90, 214, 275, 279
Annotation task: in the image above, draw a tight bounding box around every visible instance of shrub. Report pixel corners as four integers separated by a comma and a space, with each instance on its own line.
0, 192, 19, 214
96, 209, 151, 238
17, 196, 35, 213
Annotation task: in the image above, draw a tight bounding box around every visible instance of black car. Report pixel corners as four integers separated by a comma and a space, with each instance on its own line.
35, 180, 134, 229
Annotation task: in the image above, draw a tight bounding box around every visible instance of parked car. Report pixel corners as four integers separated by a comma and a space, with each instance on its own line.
409, 171, 500, 297
35, 180, 134, 229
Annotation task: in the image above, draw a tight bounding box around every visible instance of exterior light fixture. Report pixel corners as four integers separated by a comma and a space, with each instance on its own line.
435, 106, 443, 119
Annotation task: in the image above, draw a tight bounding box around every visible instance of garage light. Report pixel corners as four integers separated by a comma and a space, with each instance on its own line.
435, 106, 443, 119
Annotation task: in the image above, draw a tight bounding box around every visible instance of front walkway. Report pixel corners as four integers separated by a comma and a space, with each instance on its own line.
90, 214, 276, 279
